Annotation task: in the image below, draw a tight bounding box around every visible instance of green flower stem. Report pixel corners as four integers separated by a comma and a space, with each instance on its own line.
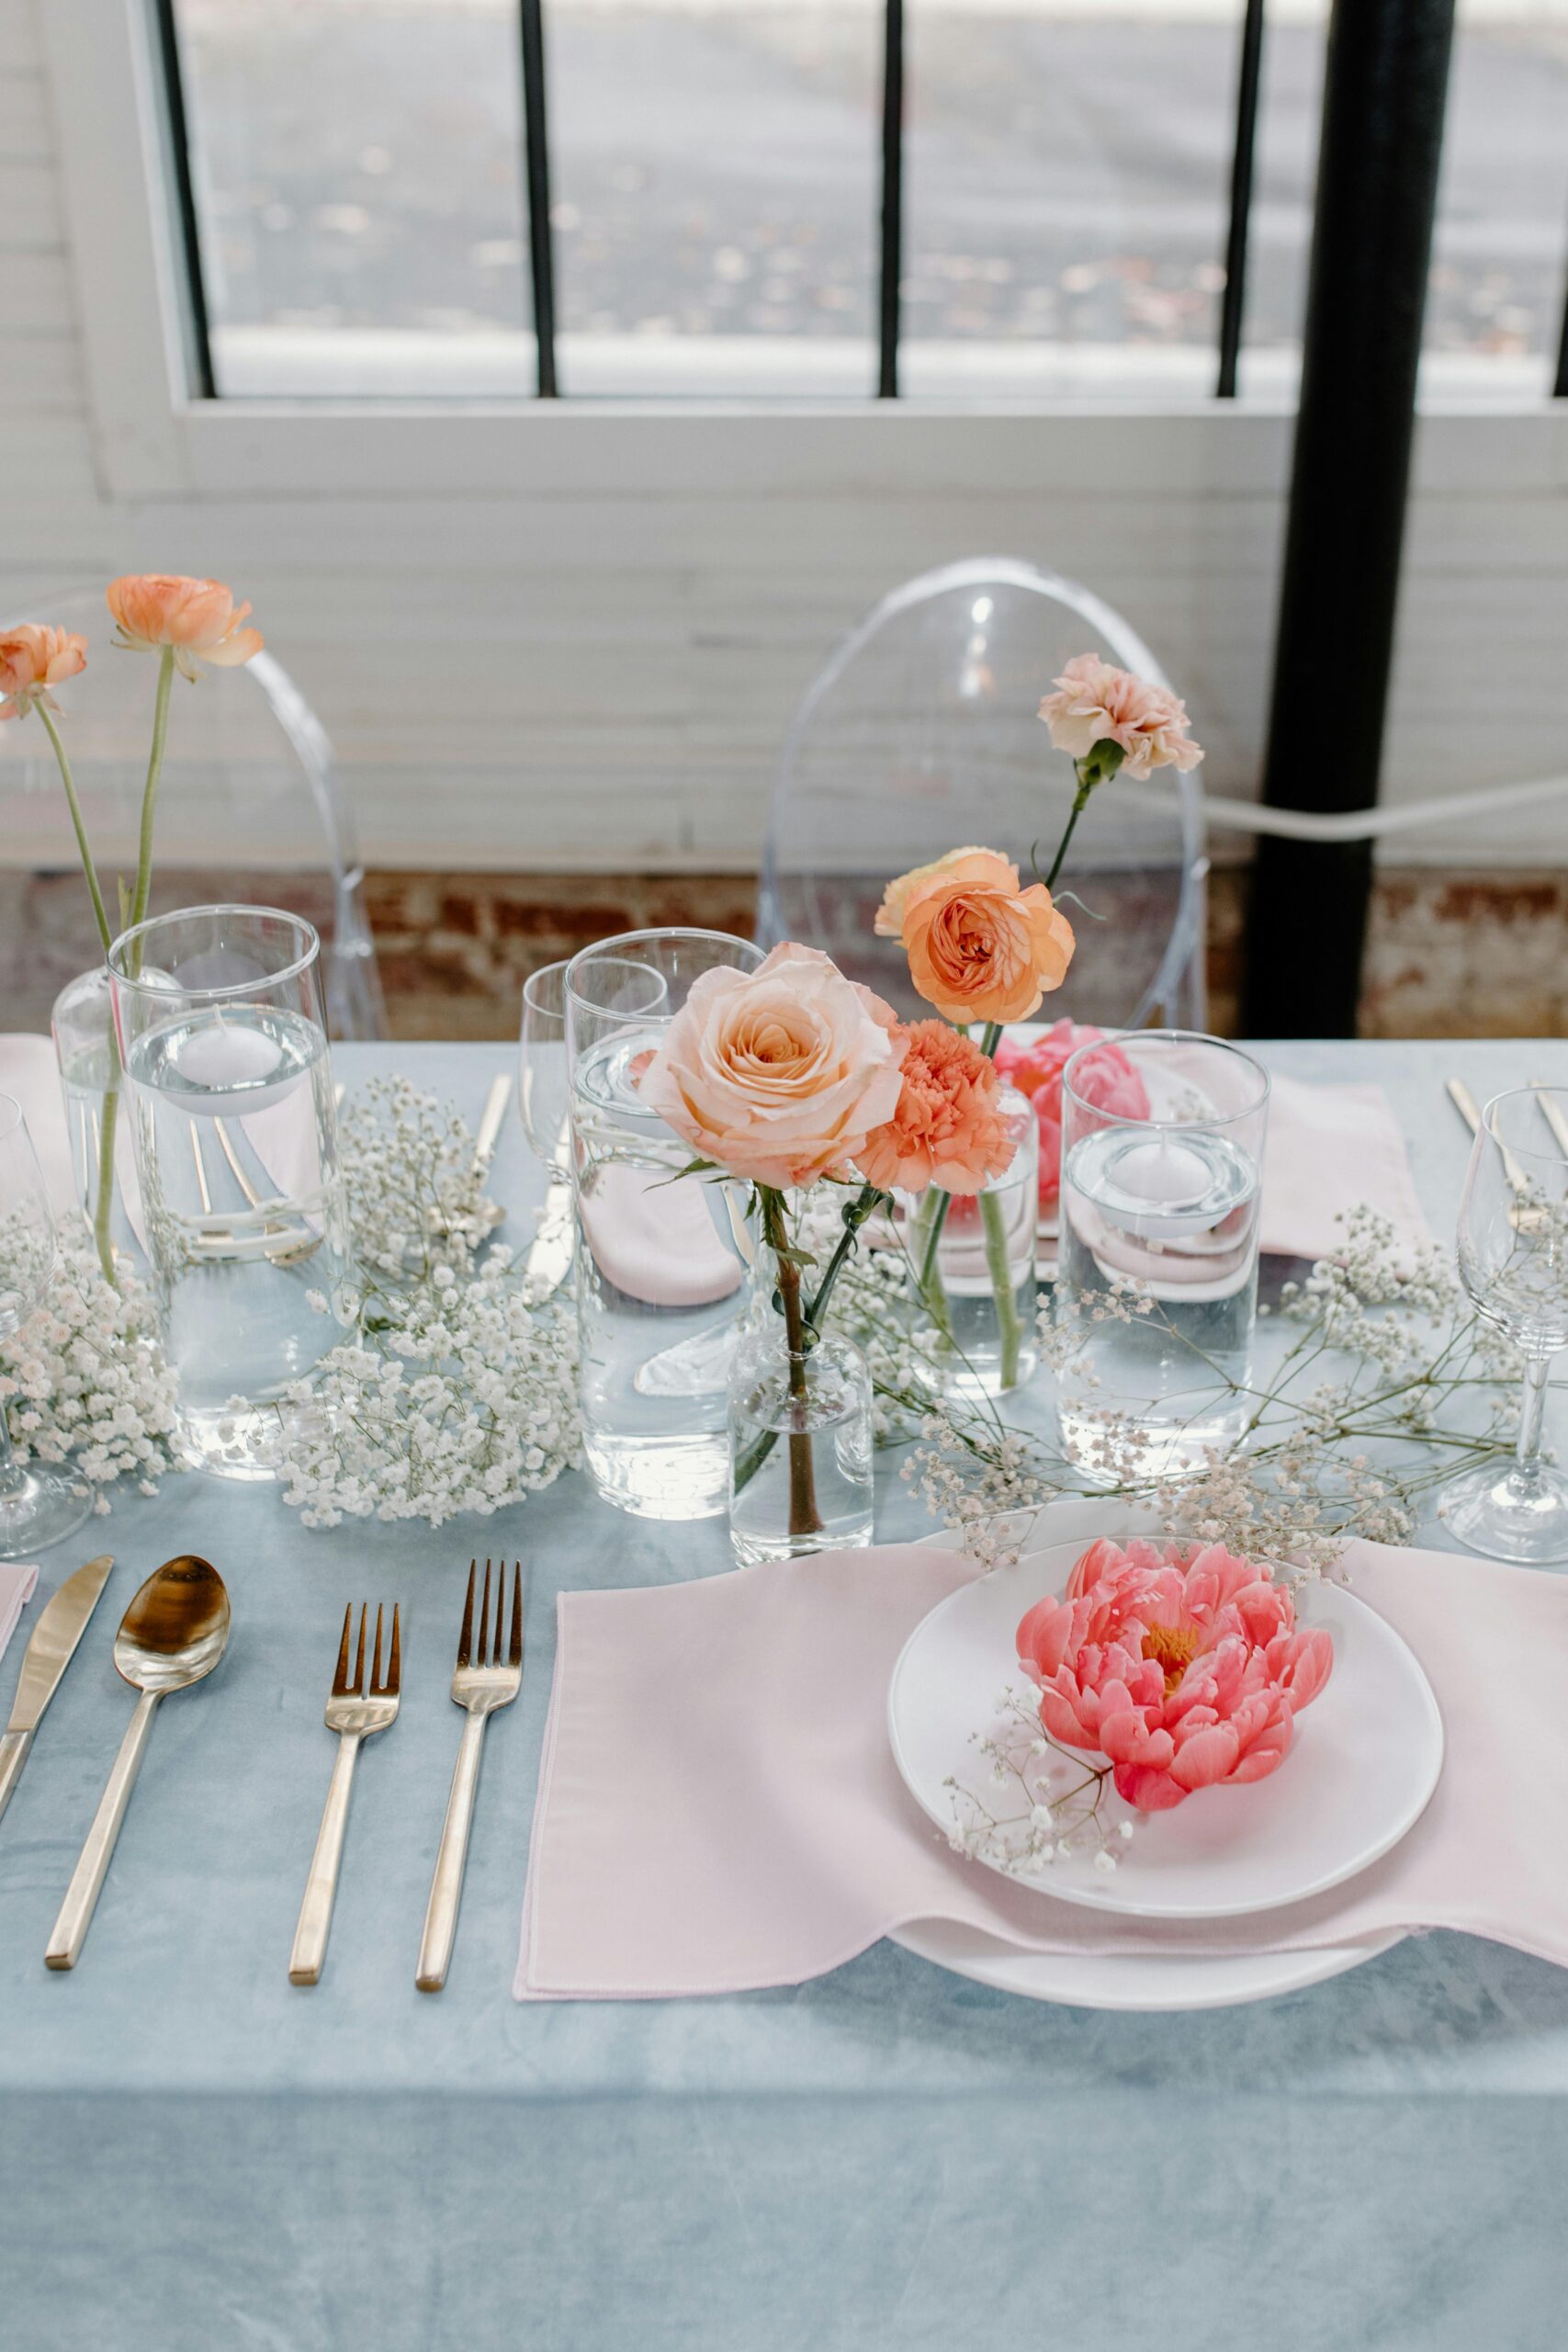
979, 1188, 1024, 1389
733, 1182, 888, 1503
35, 699, 111, 954
126, 646, 175, 970
34, 694, 119, 1280
760, 1185, 823, 1541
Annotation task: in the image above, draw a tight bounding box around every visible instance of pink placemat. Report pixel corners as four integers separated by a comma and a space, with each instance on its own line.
517, 1535, 1568, 2000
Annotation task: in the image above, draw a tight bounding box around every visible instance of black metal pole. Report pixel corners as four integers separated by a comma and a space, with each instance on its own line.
1239, 0, 1456, 1037
1216, 0, 1267, 398
878, 0, 905, 399
151, 0, 217, 399
1554, 269, 1568, 397
518, 0, 558, 396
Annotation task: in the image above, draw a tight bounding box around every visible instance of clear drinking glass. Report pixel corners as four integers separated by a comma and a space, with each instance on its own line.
728, 1329, 874, 1566
0, 1094, 91, 1556
1054, 1032, 1269, 1483
51, 966, 141, 1264
107, 906, 355, 1480
904, 1085, 1039, 1398
567, 928, 763, 1521
1441, 1086, 1568, 1564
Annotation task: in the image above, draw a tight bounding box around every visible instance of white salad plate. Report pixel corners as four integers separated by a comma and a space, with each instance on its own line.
894, 1916, 1404, 2014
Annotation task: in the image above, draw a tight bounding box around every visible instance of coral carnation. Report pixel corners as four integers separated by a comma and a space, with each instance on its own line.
1039, 653, 1203, 779
858, 1020, 1015, 1196
1016, 1536, 1333, 1812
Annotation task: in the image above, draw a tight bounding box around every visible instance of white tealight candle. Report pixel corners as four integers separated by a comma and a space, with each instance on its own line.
1113, 1137, 1211, 1210
176, 1020, 284, 1092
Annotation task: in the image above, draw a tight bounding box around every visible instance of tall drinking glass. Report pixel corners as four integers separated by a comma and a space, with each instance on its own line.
567, 929, 763, 1521
0, 1095, 91, 1556
108, 906, 354, 1479
1441, 1085, 1568, 1563
1055, 1032, 1269, 1483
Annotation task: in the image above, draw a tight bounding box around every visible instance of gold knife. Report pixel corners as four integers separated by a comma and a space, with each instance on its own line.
1529, 1080, 1568, 1158
0, 1553, 114, 1826
1446, 1078, 1530, 1194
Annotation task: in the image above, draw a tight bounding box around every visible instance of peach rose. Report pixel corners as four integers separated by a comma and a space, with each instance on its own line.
107, 574, 264, 679
884, 847, 1074, 1026
0, 624, 87, 721
639, 942, 907, 1190
874, 846, 1004, 941
1038, 653, 1202, 779
858, 1020, 1015, 1196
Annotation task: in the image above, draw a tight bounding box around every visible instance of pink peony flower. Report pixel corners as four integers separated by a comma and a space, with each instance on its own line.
858, 1020, 1016, 1196
1039, 653, 1203, 779
1015, 1537, 1334, 1813
638, 941, 906, 1190
995, 1021, 1150, 1208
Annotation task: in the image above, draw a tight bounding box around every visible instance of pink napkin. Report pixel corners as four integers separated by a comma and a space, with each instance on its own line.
1259, 1077, 1431, 1263
517, 1536, 1568, 1999
0, 1563, 39, 1665
576, 1161, 747, 1308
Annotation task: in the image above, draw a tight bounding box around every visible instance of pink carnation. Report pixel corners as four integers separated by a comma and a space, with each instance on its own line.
1016, 1537, 1334, 1813
857, 1020, 1015, 1196
1039, 653, 1203, 779
995, 1022, 1149, 1208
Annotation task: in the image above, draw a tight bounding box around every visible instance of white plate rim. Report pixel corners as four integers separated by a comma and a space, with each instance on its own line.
891, 1915, 1405, 2012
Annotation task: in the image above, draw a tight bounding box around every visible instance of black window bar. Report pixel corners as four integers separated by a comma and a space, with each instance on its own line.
150, 0, 216, 401
1217, 0, 1268, 397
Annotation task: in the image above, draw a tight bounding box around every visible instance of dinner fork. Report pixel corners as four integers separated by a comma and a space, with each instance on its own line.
416, 1558, 523, 1993
289, 1602, 401, 1986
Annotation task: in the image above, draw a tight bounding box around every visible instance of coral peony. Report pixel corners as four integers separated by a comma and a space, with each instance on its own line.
858, 1019, 1015, 1196
639, 941, 905, 1190
878, 846, 1075, 1027
996, 1021, 1150, 1208
1038, 653, 1203, 780
107, 574, 264, 678
0, 624, 87, 720
1016, 1536, 1333, 1812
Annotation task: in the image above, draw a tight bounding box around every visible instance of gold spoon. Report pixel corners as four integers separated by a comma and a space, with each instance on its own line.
45, 1556, 231, 1972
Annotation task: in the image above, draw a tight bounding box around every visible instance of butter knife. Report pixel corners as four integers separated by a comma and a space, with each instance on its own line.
1447, 1078, 1529, 1193
0, 1553, 114, 1826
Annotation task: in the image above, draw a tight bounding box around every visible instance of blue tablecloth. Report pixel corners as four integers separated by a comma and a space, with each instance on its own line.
5, 1038, 1568, 2352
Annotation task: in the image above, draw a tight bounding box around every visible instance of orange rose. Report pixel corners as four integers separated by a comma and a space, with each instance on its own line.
883, 846, 1074, 1025
107, 574, 263, 679
0, 623, 87, 720
874, 846, 1006, 941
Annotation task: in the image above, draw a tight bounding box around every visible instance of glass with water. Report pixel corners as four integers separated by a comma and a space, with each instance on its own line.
567, 929, 762, 1521
1054, 1033, 1269, 1483
108, 905, 354, 1477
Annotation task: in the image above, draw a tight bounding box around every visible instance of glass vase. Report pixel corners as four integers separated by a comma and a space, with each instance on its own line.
728, 1328, 874, 1566
567, 928, 763, 1521
51, 966, 142, 1271
107, 905, 355, 1479
904, 1084, 1040, 1399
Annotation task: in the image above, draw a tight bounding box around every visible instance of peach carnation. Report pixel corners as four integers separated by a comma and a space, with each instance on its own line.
877, 846, 1075, 1027
857, 1020, 1015, 1196
638, 941, 906, 1190
0, 624, 87, 721
1039, 653, 1203, 779
996, 1020, 1150, 1207
107, 574, 264, 679
1016, 1536, 1334, 1813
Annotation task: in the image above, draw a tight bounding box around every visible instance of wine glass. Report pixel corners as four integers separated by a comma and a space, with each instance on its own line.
0, 1094, 92, 1558
1442, 1085, 1568, 1564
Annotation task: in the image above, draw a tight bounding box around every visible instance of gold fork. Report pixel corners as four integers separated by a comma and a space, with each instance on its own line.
416, 1559, 523, 1993
289, 1602, 401, 1986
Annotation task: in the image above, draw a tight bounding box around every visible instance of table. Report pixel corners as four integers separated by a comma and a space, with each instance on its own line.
4, 1038, 1567, 2352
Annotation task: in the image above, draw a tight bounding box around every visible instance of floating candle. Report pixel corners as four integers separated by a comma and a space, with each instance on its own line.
175, 1019, 284, 1092
1112, 1136, 1212, 1210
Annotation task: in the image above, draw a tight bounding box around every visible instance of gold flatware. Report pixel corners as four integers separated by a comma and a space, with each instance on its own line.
1529, 1080, 1568, 1158
0, 1554, 114, 1828
424, 1073, 511, 1245
45, 1555, 230, 1971
1447, 1078, 1531, 1193
416, 1559, 523, 1993
289, 1601, 401, 1986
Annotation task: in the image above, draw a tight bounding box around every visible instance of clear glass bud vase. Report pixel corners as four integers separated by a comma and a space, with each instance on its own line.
51, 966, 141, 1271
904, 1084, 1040, 1399
728, 1329, 874, 1566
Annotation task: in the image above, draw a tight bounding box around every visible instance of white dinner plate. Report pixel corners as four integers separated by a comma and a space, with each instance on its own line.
894, 1916, 1404, 2013
890, 1536, 1444, 1922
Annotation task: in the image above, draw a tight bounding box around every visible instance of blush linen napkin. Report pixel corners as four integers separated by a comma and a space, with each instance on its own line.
0, 1564, 39, 1667
516, 1537, 1568, 2000
1258, 1076, 1431, 1264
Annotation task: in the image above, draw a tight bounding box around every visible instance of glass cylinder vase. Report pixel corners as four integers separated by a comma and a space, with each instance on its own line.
567, 928, 763, 1521
107, 905, 355, 1479
51, 966, 143, 1270
728, 1327, 874, 1566
904, 1084, 1040, 1400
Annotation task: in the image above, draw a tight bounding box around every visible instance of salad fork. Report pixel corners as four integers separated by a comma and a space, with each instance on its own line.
416, 1558, 523, 1992
289, 1601, 401, 1986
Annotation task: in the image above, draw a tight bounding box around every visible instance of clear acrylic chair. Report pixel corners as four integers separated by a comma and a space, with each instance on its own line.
0, 585, 386, 1040
758, 558, 1208, 1030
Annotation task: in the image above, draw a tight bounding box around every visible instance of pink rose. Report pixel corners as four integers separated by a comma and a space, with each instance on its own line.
1039, 653, 1203, 779
1016, 1537, 1334, 1813
995, 1021, 1150, 1208
639, 942, 906, 1190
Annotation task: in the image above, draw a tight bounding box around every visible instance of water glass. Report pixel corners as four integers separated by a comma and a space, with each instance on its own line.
567, 928, 762, 1521
0, 1095, 91, 1556
905, 1085, 1039, 1398
1054, 1032, 1269, 1483
1440, 1085, 1568, 1563
108, 905, 354, 1479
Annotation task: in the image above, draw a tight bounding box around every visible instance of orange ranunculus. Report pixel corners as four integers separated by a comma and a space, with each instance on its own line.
106, 574, 264, 679
884, 846, 1074, 1026
0, 624, 87, 720
857, 1020, 1015, 1196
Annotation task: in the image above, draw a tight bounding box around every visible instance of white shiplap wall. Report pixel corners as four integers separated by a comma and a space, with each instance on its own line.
5, 0, 1568, 874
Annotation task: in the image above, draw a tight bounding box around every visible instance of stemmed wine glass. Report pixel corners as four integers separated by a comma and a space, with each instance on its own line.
518, 956, 669, 1285
0, 1094, 92, 1558
1443, 1085, 1568, 1564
